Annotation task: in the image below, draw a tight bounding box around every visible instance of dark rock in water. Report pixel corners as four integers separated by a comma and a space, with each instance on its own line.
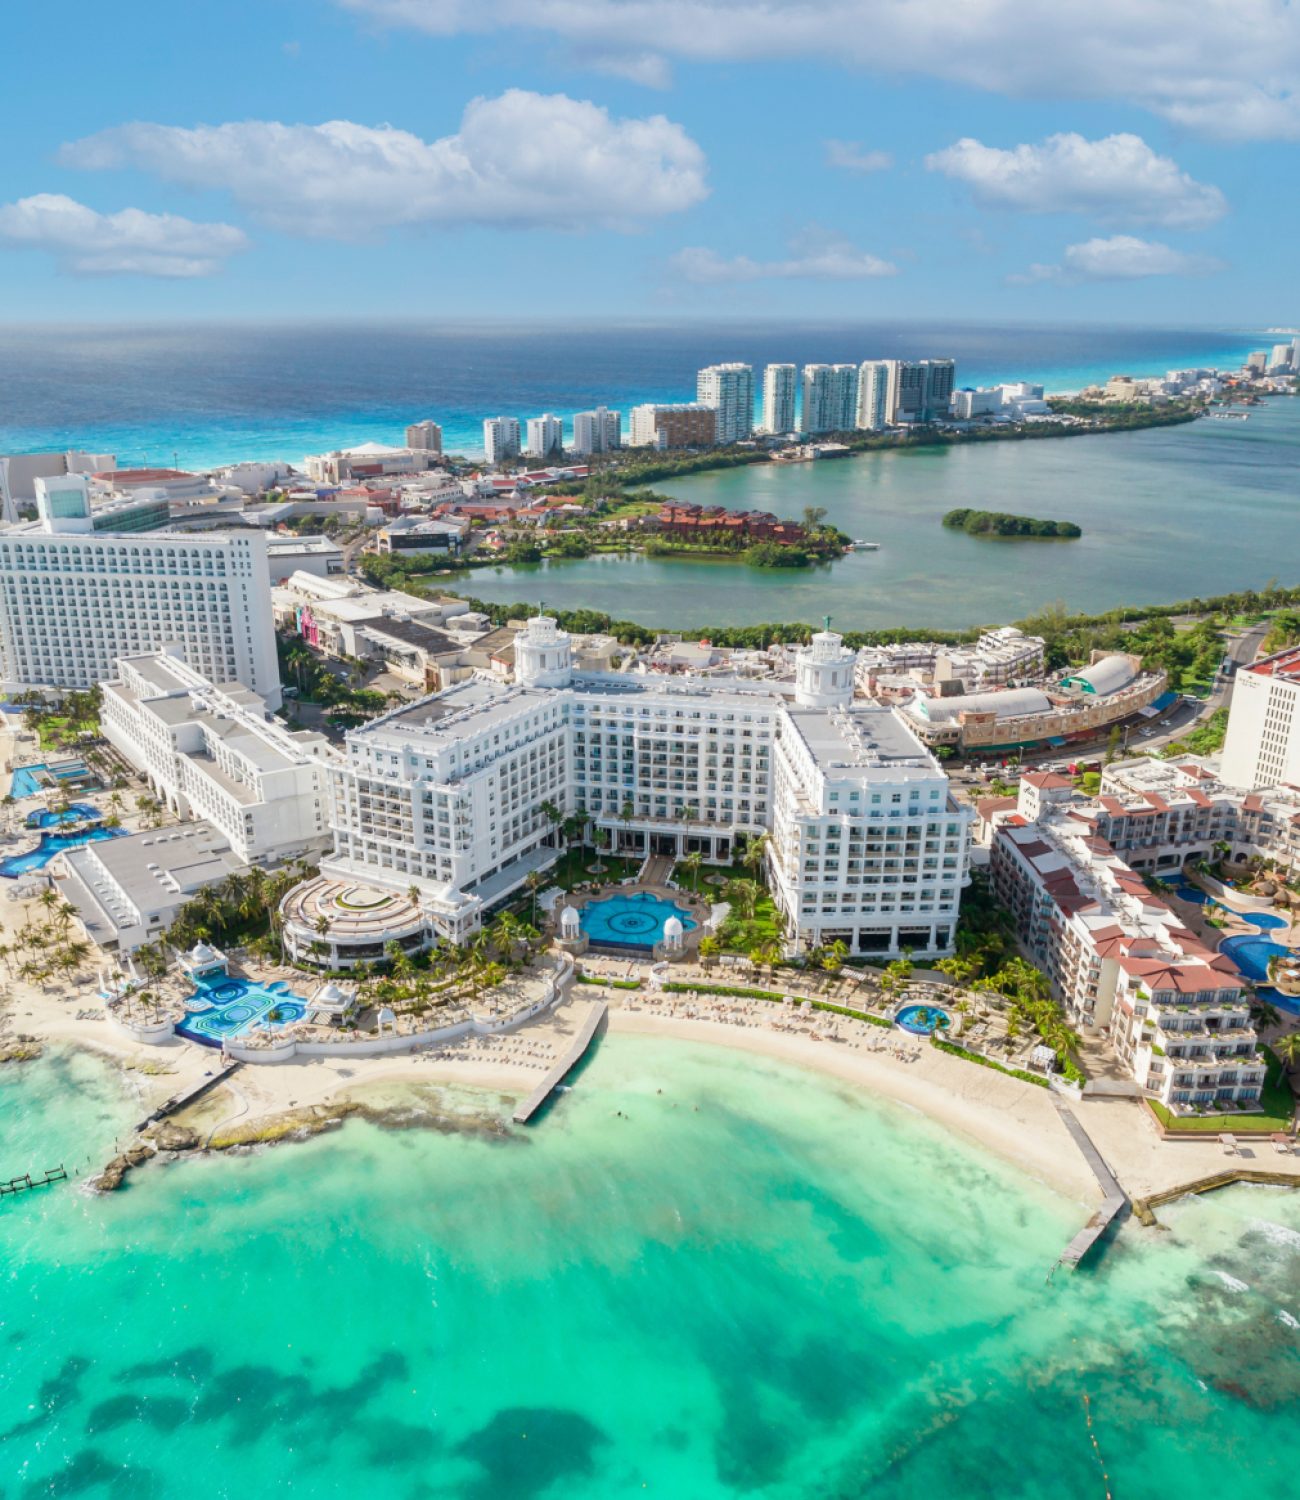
93, 1142, 156, 1192
145, 1121, 199, 1152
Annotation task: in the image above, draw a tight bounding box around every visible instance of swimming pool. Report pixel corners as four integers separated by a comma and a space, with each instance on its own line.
0, 824, 126, 878
9, 760, 94, 798
25, 803, 102, 829
1218, 933, 1285, 983
895, 1004, 951, 1036
175, 976, 310, 1047
579, 892, 697, 951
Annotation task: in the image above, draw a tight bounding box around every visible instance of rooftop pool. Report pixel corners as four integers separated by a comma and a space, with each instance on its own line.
579, 891, 697, 951
175, 976, 309, 1047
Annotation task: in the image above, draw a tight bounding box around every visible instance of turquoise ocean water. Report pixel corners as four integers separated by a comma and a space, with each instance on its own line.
0, 320, 1259, 468
3, 1040, 1299, 1498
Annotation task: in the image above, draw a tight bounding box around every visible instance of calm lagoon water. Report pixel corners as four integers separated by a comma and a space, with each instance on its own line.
466, 397, 1300, 631
3, 1041, 1299, 1498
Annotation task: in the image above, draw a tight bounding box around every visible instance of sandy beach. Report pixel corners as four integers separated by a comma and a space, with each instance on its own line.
11, 955, 1300, 1219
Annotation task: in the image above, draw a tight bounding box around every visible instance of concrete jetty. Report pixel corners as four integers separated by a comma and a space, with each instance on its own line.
512, 999, 607, 1124
137, 1059, 242, 1131
1052, 1097, 1129, 1270
1134, 1168, 1300, 1227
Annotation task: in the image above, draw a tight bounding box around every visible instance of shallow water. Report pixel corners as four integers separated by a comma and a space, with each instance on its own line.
2, 1038, 1298, 1498
467, 398, 1300, 630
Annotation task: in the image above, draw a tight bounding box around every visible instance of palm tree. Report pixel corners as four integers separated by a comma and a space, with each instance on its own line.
741, 833, 768, 877
821, 939, 848, 977
698, 934, 721, 969
723, 878, 759, 921
680, 850, 703, 892
1272, 1030, 1300, 1080
525, 869, 546, 924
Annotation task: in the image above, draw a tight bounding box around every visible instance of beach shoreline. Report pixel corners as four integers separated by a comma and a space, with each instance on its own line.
11, 964, 1300, 1215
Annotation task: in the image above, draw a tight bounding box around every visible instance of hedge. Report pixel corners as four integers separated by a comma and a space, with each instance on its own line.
931, 1037, 1051, 1088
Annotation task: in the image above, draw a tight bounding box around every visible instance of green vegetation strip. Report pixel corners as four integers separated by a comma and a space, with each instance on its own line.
1145, 1045, 1295, 1135
930, 1036, 1051, 1087
942, 508, 1081, 539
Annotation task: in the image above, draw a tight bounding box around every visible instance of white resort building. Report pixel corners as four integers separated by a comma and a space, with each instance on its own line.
281, 614, 973, 969
0, 474, 280, 704
102, 651, 334, 866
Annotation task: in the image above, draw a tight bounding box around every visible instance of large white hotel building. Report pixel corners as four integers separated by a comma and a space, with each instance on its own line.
283, 615, 972, 967
0, 474, 279, 705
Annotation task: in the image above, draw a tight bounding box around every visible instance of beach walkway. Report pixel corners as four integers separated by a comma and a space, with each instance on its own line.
512, 999, 607, 1124
1052, 1096, 1129, 1270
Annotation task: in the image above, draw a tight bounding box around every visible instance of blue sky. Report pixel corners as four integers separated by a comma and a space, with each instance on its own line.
0, 0, 1295, 324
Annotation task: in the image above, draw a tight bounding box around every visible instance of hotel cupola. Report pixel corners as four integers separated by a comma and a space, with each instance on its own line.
794, 619, 855, 709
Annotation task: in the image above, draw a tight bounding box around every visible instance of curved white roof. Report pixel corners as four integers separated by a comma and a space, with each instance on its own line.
560, 905, 581, 932
1068, 655, 1135, 696
909, 686, 1052, 723
664, 915, 684, 936
186, 941, 220, 964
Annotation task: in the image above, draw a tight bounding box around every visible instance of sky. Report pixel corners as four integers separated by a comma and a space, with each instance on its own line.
0, 0, 1296, 325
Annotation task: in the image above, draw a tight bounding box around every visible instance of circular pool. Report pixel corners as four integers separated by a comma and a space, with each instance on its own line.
896, 1004, 951, 1036
579, 891, 697, 950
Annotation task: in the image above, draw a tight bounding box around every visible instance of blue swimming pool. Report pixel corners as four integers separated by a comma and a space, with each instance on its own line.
895, 1004, 951, 1036
1168, 877, 1212, 905
9, 760, 93, 799
579, 892, 697, 950
0, 824, 126, 878
25, 803, 102, 829
175, 976, 309, 1047
1219, 933, 1285, 983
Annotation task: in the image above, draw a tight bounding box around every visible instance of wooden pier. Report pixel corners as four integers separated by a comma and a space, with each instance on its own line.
1052, 1098, 1129, 1270
1134, 1168, 1300, 1227
512, 1000, 607, 1124
1, 1165, 67, 1198
137, 1059, 242, 1131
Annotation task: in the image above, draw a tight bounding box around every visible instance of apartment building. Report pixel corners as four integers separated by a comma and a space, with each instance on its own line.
855, 361, 892, 430
891, 359, 957, 423
0, 475, 280, 705
571, 407, 621, 455
405, 420, 443, 453
801, 364, 859, 433
524, 414, 564, 459
696, 363, 755, 445
992, 789, 1265, 1114
761, 364, 797, 434
1220, 644, 1300, 790
282, 615, 971, 966
482, 417, 521, 465
102, 652, 334, 865
628, 403, 717, 450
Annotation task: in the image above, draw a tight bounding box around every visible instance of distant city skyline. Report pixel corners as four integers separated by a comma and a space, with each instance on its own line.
0, 1, 1293, 323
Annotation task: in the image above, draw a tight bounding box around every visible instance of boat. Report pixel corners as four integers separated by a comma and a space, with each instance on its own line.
852, 539, 881, 550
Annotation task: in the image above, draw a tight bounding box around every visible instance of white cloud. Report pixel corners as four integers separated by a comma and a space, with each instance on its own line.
0, 193, 247, 277
925, 132, 1226, 230
336, 0, 1300, 140
824, 140, 892, 174
61, 90, 707, 239
1012, 235, 1227, 283
670, 229, 897, 283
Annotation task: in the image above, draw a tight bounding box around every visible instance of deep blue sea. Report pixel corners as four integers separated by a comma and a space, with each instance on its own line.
0, 320, 1260, 468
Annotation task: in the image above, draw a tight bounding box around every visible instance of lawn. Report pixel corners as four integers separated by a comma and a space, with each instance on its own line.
547, 847, 642, 890
1147, 1045, 1296, 1135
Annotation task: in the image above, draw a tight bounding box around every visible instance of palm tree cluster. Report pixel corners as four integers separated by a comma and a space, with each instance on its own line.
350, 911, 543, 1020
0, 889, 92, 988
142, 862, 320, 972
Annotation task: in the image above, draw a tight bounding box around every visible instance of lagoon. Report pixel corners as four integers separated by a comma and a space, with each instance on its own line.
463, 399, 1300, 632
3, 1039, 1300, 1498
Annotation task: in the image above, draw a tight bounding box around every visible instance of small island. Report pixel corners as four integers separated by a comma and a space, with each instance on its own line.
942, 508, 1082, 539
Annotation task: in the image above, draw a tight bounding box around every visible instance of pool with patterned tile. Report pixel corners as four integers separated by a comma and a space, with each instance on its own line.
175, 976, 309, 1047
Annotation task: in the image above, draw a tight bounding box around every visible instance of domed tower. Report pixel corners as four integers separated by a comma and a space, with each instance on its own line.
514, 608, 573, 688
795, 616, 855, 709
